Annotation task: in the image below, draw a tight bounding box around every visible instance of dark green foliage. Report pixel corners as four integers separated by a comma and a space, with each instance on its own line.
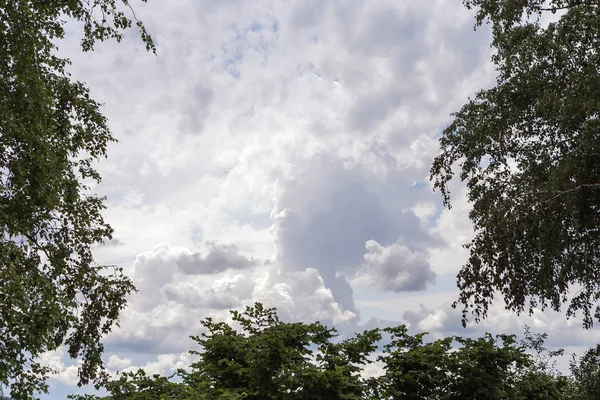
450, 334, 530, 399
513, 327, 570, 399
376, 326, 454, 399
0, 1, 154, 398
99, 370, 192, 400
376, 327, 533, 399
514, 372, 570, 400
181, 303, 381, 400
83, 303, 589, 400
569, 344, 600, 400
430, 0, 600, 328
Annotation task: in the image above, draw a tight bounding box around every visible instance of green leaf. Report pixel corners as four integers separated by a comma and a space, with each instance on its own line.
0, 1, 155, 398
431, 0, 600, 329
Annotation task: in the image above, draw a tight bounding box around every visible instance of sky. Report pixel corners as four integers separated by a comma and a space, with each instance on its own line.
34, 0, 600, 397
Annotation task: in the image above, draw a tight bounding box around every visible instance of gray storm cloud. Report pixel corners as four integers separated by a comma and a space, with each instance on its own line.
270, 151, 443, 319
176, 242, 257, 275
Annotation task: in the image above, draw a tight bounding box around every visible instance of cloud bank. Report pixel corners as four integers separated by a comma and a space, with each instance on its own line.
39, 0, 592, 397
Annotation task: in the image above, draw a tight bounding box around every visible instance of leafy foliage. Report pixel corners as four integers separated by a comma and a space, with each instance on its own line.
376, 326, 454, 399
181, 303, 381, 400
0, 1, 154, 398
376, 326, 534, 399
430, 0, 600, 328
569, 344, 600, 399
72, 303, 590, 400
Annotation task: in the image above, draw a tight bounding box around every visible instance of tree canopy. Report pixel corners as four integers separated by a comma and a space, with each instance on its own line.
430, 0, 600, 328
0, 1, 154, 398
68, 303, 594, 400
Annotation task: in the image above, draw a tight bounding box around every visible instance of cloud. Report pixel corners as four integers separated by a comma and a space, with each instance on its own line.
35, 0, 542, 394
37, 348, 81, 386
257, 267, 357, 326
129, 243, 256, 295
179, 83, 214, 134
119, 353, 196, 377
101, 244, 261, 354
398, 295, 600, 361
176, 242, 257, 275
107, 355, 132, 370
403, 303, 466, 335
163, 273, 255, 310
95, 237, 125, 248
270, 149, 443, 318
351, 240, 436, 293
